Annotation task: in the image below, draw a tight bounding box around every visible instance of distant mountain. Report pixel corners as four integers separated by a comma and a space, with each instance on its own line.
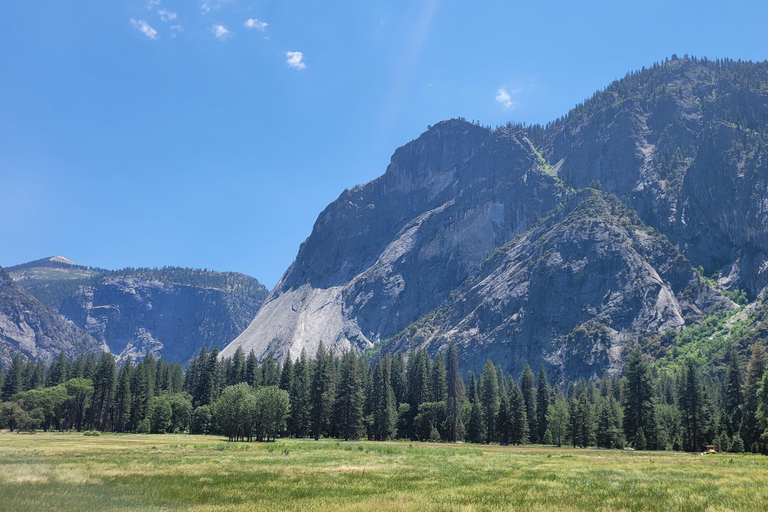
0, 266, 105, 366
6, 257, 269, 364
223, 56, 766, 379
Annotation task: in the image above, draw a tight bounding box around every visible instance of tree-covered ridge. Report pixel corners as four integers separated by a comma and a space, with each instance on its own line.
3, 339, 768, 456
7, 259, 268, 306
101, 266, 268, 303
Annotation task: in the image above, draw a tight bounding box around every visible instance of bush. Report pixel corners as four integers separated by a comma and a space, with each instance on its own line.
83, 431, 100, 436
136, 418, 151, 434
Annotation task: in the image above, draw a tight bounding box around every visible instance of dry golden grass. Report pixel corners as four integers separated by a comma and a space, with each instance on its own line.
1, 432, 767, 511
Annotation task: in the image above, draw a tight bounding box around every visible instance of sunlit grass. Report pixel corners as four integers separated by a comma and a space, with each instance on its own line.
1, 432, 767, 511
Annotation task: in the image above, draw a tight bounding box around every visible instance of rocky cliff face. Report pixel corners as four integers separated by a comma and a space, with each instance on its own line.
223, 123, 567, 362
58, 276, 261, 364
0, 266, 105, 366
6, 258, 267, 365
226, 57, 768, 379
381, 190, 733, 379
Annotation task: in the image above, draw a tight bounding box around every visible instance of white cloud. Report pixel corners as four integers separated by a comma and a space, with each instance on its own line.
213, 24, 230, 40
158, 9, 177, 22
147, 0, 161, 9
244, 18, 267, 31
495, 87, 521, 110
285, 51, 306, 70
201, 1, 211, 14
130, 19, 158, 40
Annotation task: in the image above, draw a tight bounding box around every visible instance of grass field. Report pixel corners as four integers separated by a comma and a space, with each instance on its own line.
1, 432, 767, 511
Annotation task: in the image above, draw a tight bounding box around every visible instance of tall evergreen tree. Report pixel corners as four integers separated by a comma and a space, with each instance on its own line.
536, 364, 550, 442
520, 364, 538, 443
1, 355, 24, 400
741, 342, 768, 448
227, 346, 246, 386
509, 380, 528, 445
679, 359, 707, 452
623, 348, 657, 448
466, 373, 486, 443
725, 346, 744, 435
371, 354, 397, 441
445, 341, 464, 442
89, 352, 116, 431
334, 351, 365, 440
480, 360, 500, 443
431, 352, 448, 403
390, 352, 408, 405
288, 349, 311, 437
261, 355, 280, 387
310, 342, 336, 440
279, 353, 294, 392
245, 350, 260, 388
113, 358, 132, 432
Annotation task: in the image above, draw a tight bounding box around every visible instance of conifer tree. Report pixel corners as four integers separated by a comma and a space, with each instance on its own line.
390, 352, 408, 405
1, 355, 23, 400
741, 342, 768, 447
113, 358, 132, 432
279, 352, 294, 392
725, 346, 744, 435
371, 354, 397, 441
431, 352, 447, 403
288, 349, 311, 437
334, 351, 365, 440
520, 364, 537, 443
227, 346, 246, 386
466, 373, 485, 443
90, 352, 116, 431
261, 355, 280, 387
509, 380, 528, 445
623, 348, 657, 448
480, 360, 500, 443
245, 350, 260, 388
310, 343, 336, 440
445, 341, 464, 442
536, 364, 550, 442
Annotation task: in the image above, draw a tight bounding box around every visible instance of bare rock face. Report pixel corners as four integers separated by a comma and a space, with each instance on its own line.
223, 58, 766, 380
6, 258, 267, 365
222, 121, 568, 362
381, 191, 733, 380
58, 276, 262, 364
0, 266, 105, 366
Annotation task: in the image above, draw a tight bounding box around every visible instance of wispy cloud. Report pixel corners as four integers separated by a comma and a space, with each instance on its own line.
170, 25, 182, 38
244, 18, 267, 31
213, 24, 230, 40
285, 51, 306, 70
158, 9, 177, 22
200, 0, 211, 14
495, 87, 521, 110
130, 19, 158, 40
147, 0, 161, 9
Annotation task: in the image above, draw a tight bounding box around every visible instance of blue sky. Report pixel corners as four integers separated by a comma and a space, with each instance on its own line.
2, 0, 768, 288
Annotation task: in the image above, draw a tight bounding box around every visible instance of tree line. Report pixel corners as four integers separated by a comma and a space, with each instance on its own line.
2, 341, 768, 452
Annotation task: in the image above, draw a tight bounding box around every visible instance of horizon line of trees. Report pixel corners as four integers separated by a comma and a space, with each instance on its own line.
2, 341, 768, 453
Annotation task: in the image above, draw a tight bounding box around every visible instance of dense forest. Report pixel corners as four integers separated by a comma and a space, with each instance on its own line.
2, 340, 768, 454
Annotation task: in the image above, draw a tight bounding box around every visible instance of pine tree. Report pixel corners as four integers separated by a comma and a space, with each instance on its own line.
430, 352, 447, 403
227, 346, 246, 386
623, 348, 657, 448
390, 352, 408, 405
546, 399, 569, 447
245, 350, 260, 388
536, 364, 550, 442
371, 354, 397, 441
261, 355, 280, 387
288, 349, 311, 437
199, 348, 221, 406
445, 341, 464, 442
334, 351, 365, 440
279, 352, 294, 392
679, 358, 706, 452
520, 364, 537, 443
496, 384, 511, 444
89, 352, 116, 431
509, 380, 528, 445
725, 346, 744, 435
741, 342, 767, 448
113, 358, 132, 432
1, 355, 24, 400
480, 360, 500, 443
310, 342, 336, 440
466, 373, 486, 443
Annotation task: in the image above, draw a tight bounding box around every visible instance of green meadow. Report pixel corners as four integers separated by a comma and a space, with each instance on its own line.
1, 433, 767, 511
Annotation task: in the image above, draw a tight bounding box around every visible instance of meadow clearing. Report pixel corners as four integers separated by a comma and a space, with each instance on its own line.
0, 432, 766, 511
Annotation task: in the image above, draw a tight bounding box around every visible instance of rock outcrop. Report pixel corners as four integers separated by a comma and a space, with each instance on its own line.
0, 266, 105, 366
6, 258, 268, 365
224, 57, 766, 379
